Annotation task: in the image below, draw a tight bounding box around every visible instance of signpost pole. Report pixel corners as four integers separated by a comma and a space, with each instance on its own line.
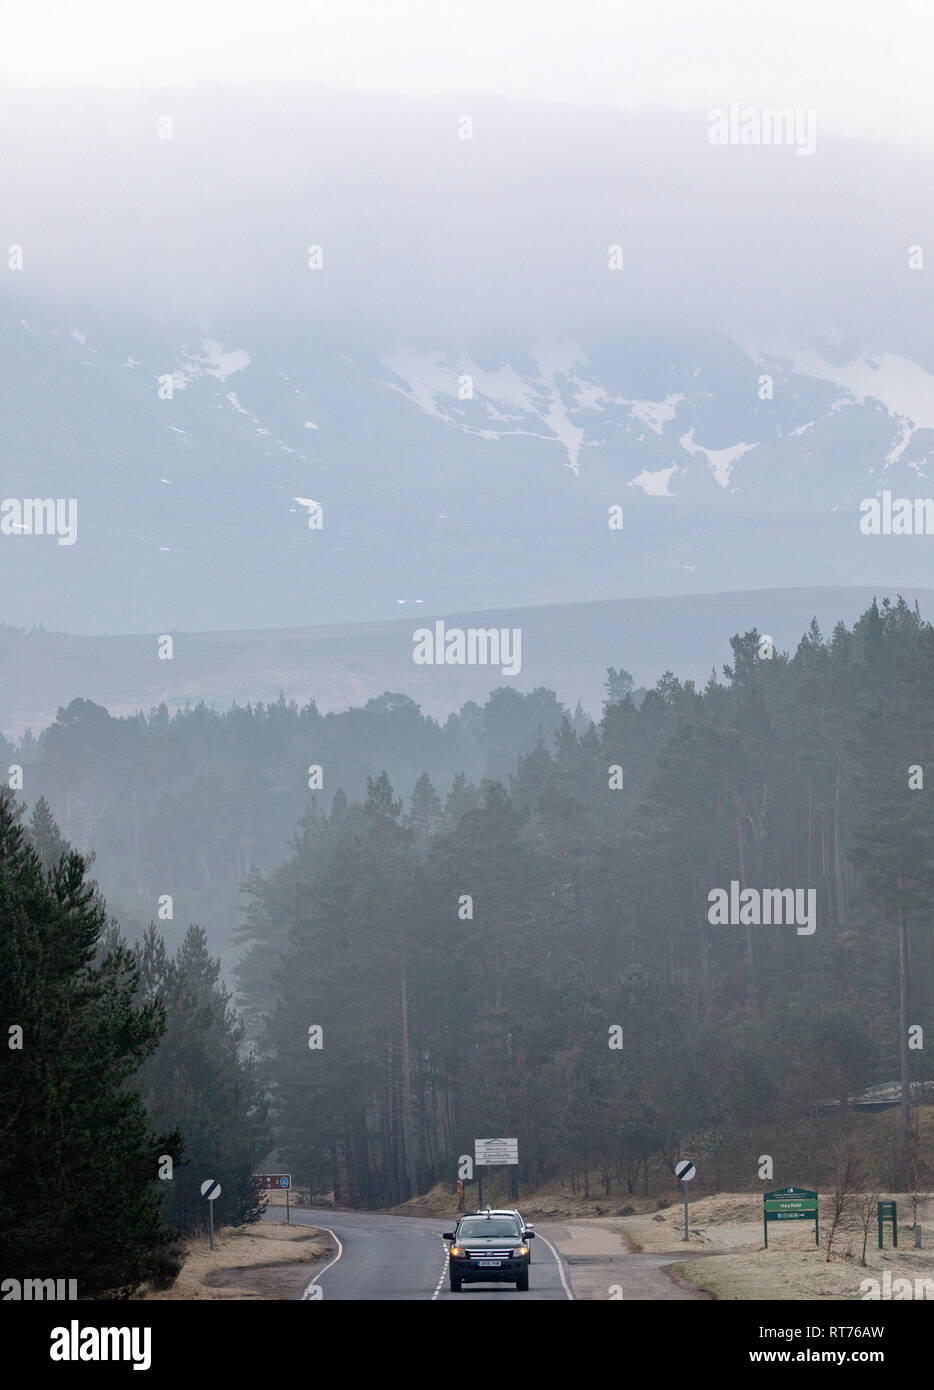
286, 1185, 290, 1224
675, 1162, 697, 1239
478, 1173, 483, 1210
673, 1161, 695, 1239
201, 1179, 222, 1250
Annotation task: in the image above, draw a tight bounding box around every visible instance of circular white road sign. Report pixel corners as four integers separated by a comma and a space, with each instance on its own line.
675, 1161, 696, 1182
201, 1179, 222, 1200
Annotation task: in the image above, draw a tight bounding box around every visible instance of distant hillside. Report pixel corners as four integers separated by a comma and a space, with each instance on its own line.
2, 585, 933, 737
4, 308, 934, 646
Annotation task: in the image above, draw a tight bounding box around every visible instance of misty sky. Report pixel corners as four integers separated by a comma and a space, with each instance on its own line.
4, 0, 934, 147
2, 1, 933, 350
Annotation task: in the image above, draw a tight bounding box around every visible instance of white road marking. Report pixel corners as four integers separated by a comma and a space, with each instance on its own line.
537, 1232, 575, 1300
301, 1224, 343, 1298
432, 1235, 450, 1299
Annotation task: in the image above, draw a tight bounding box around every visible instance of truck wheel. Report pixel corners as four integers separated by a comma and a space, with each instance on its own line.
450, 1276, 462, 1292
516, 1270, 529, 1291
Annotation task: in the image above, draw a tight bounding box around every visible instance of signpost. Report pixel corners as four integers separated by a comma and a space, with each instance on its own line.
201, 1178, 221, 1250
474, 1139, 519, 1209
763, 1187, 818, 1248
256, 1172, 292, 1222
675, 1160, 696, 1240
474, 1139, 519, 1165
878, 1199, 897, 1249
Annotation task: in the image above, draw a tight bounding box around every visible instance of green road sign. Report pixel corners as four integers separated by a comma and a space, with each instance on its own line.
878, 1199, 897, 1249
764, 1187, 819, 1247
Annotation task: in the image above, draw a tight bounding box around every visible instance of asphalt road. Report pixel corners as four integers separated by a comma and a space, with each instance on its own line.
264, 1208, 574, 1301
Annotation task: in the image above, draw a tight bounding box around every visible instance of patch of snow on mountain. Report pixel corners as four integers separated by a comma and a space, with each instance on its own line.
629, 465, 680, 496
680, 428, 757, 488
381, 347, 587, 470
569, 376, 684, 434
198, 340, 251, 381
177, 340, 251, 384
627, 395, 685, 434
381, 345, 682, 474
750, 342, 934, 469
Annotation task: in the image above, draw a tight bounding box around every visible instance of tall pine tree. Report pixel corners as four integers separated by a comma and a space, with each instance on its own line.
0, 792, 183, 1296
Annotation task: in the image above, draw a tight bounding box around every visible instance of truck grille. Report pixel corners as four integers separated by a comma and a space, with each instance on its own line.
464, 1248, 514, 1258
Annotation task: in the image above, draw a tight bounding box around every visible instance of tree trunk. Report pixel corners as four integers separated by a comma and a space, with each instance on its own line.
898, 904, 911, 1159
833, 752, 846, 927
695, 878, 711, 1011
400, 957, 418, 1201
736, 812, 754, 978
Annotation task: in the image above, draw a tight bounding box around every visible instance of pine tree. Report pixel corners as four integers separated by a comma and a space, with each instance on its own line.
849, 697, 934, 1163
137, 923, 270, 1232
604, 666, 635, 708
25, 795, 69, 871
405, 772, 443, 842
0, 792, 183, 1296
444, 771, 480, 827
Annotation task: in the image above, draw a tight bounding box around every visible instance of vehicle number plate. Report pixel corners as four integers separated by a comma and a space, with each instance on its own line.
477, 1259, 502, 1267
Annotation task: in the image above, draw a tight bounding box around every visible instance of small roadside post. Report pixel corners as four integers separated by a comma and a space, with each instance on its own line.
201, 1178, 221, 1250
675, 1160, 696, 1240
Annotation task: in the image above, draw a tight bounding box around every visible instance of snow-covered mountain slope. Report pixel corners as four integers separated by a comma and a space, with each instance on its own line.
381, 337, 934, 487
2, 305, 933, 635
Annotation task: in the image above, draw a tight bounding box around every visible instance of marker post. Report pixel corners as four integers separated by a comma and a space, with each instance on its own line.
201, 1179, 222, 1250
674, 1161, 696, 1240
